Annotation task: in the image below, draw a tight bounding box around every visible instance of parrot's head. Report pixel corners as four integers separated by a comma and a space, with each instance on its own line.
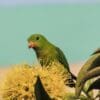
27, 33, 49, 51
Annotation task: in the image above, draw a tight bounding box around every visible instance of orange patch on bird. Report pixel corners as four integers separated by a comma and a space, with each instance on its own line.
28, 41, 37, 48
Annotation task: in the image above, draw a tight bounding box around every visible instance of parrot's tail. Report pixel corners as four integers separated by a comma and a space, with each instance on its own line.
64, 72, 76, 88
71, 72, 77, 81
65, 79, 76, 87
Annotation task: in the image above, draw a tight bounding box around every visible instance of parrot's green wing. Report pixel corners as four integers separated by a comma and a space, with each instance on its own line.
55, 47, 70, 71
55, 47, 77, 80
75, 53, 100, 98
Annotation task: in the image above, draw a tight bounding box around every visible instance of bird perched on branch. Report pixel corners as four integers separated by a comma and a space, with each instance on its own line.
27, 33, 76, 87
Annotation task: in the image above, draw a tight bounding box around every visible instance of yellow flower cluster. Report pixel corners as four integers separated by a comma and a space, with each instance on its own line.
0, 63, 88, 100
0, 63, 70, 100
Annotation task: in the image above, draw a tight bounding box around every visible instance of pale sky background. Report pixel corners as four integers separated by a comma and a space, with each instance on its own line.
0, 0, 100, 6
0, 0, 100, 67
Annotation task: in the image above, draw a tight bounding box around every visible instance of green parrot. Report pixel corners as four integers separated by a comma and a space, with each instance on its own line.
27, 33, 76, 87
75, 51, 100, 98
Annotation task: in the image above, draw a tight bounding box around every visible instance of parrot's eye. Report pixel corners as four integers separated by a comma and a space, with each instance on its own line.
36, 36, 40, 40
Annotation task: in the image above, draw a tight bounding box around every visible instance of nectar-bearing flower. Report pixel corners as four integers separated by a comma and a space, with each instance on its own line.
0, 63, 88, 100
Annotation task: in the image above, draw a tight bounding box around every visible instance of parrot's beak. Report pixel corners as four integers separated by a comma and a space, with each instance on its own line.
28, 41, 36, 48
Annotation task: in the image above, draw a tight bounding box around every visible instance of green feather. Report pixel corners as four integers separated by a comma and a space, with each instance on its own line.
27, 33, 76, 87
55, 47, 70, 71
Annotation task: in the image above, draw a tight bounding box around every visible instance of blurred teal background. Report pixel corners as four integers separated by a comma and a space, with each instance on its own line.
0, 1, 100, 67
